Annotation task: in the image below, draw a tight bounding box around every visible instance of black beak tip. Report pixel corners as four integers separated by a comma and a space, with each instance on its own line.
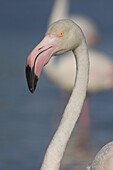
26, 65, 38, 93
29, 88, 35, 93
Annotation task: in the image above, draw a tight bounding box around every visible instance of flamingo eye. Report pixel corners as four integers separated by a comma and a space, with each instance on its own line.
57, 31, 64, 37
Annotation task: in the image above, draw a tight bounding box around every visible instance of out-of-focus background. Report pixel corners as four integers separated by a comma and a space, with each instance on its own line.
0, 0, 113, 169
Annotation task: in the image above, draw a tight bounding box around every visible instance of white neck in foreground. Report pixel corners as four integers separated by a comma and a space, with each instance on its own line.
40, 39, 89, 170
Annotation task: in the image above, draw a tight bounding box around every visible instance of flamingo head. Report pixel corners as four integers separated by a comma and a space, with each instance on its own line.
26, 19, 84, 93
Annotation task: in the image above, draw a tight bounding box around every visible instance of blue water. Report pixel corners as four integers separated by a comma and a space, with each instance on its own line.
0, 0, 113, 169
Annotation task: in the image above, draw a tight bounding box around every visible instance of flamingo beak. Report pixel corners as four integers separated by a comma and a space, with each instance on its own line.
26, 35, 58, 93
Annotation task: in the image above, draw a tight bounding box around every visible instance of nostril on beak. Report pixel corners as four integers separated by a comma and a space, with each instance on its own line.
38, 46, 44, 51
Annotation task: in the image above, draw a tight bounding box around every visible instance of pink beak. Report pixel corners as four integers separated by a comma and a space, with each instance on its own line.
26, 35, 59, 93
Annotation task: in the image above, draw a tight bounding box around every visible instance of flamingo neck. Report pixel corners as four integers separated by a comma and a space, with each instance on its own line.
40, 40, 89, 170
48, 0, 69, 24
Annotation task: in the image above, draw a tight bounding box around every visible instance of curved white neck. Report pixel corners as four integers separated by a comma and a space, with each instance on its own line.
40, 40, 89, 170
48, 0, 69, 24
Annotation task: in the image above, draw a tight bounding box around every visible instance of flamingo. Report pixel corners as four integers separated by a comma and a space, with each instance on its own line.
43, 0, 113, 156
25, 19, 113, 170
